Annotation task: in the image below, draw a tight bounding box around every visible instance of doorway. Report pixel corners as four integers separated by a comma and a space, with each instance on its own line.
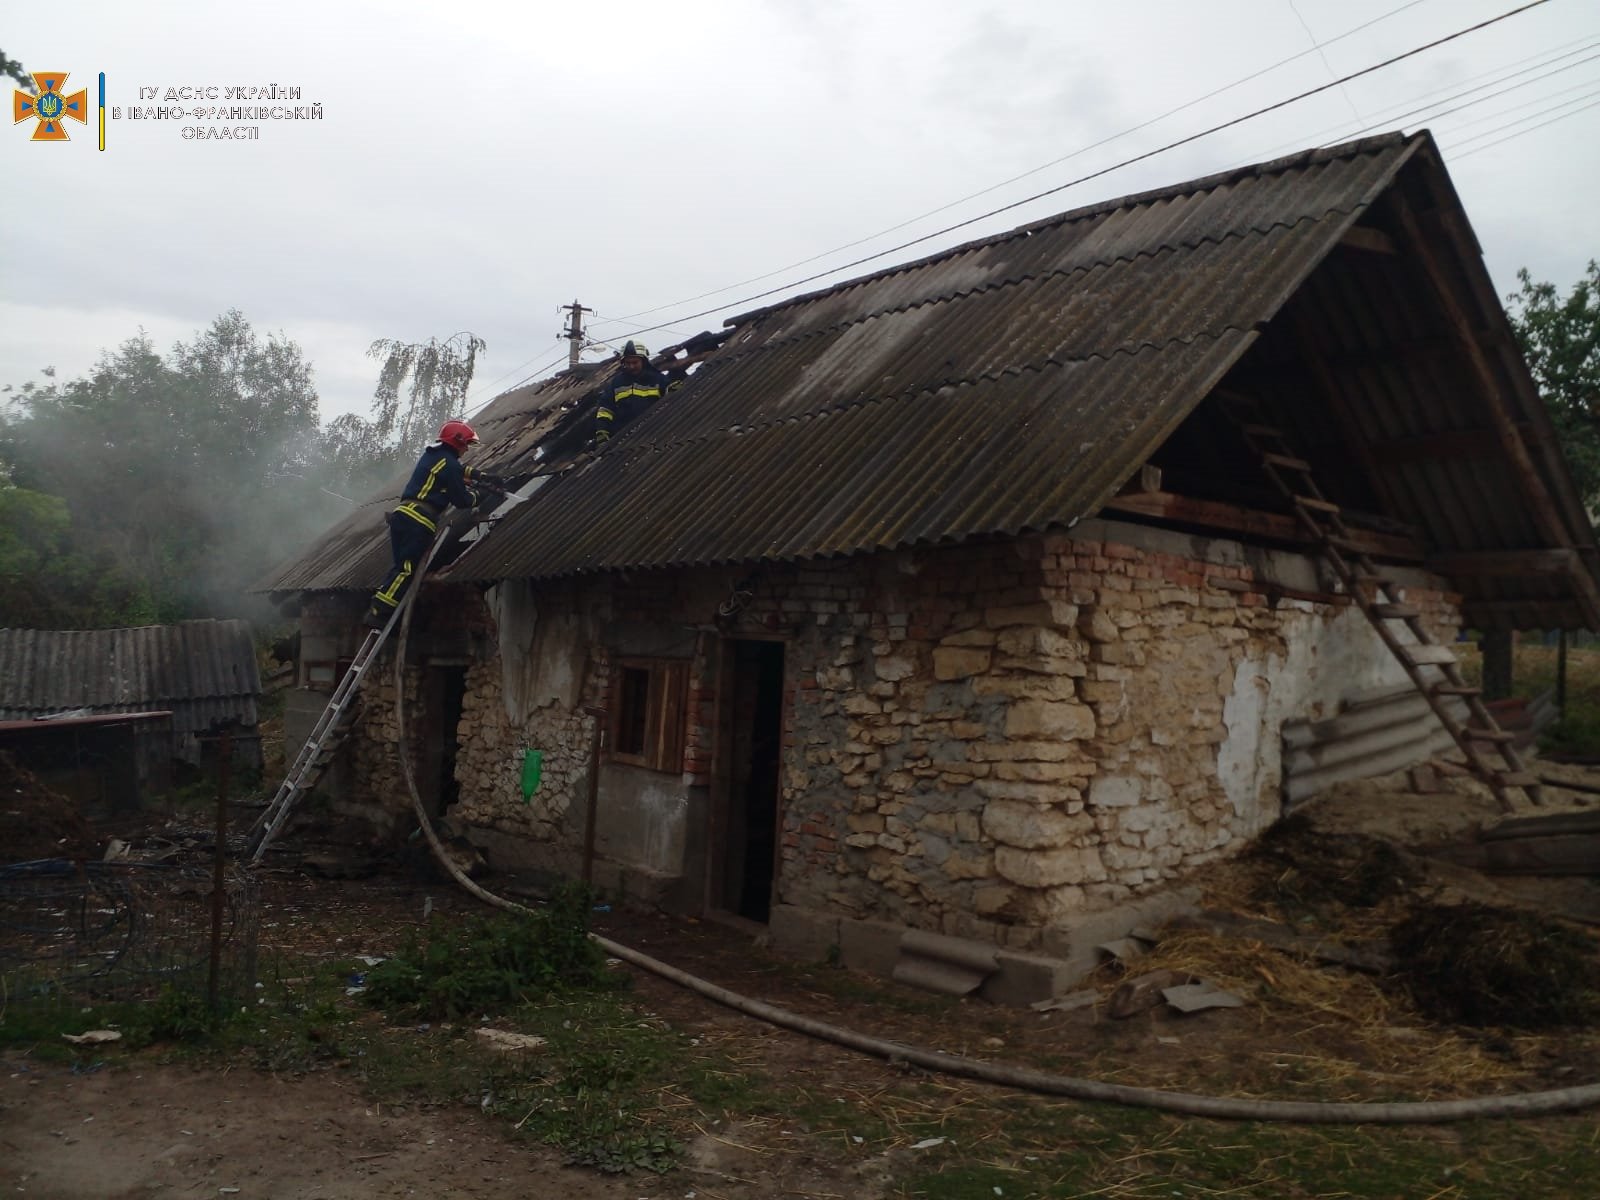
718, 639, 785, 922
418, 663, 468, 819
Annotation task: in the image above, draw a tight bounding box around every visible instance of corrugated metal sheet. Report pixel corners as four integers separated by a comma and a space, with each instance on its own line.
446, 135, 1417, 581
0, 619, 261, 738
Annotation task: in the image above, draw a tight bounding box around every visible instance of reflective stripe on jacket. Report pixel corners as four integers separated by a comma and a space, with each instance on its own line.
595, 368, 666, 443
396, 444, 478, 518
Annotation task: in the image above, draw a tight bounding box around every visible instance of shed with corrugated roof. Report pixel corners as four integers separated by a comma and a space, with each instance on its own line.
259, 131, 1597, 995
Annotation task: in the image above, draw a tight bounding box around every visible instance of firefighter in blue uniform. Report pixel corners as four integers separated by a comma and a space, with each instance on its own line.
594, 340, 667, 445
364, 419, 483, 629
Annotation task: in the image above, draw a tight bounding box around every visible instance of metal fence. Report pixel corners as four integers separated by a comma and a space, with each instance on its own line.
0, 859, 258, 1009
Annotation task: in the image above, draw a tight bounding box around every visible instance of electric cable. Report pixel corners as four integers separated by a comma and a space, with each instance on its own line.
1355, 43, 1600, 134
484, 3, 1570, 410
1290, 0, 1365, 123
1438, 77, 1600, 138
1233, 32, 1600, 163
461, 342, 568, 410
385, 516, 1600, 1125
608, 0, 1556, 342
1221, 53, 1600, 175
586, 0, 1437, 335
1450, 91, 1600, 156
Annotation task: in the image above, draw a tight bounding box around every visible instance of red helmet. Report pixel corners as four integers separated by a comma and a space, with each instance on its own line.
438, 419, 479, 452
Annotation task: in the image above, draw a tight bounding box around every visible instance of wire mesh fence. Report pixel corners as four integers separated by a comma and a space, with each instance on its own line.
0, 859, 258, 1011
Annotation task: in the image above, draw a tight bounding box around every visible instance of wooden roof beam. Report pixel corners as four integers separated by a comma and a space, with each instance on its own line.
1368, 423, 1537, 466
1390, 188, 1600, 628
1426, 549, 1576, 577
1102, 490, 1423, 560
1339, 225, 1397, 255
1468, 599, 1583, 618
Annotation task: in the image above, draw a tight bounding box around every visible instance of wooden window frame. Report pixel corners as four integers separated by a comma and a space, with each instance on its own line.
302, 656, 355, 693
609, 657, 689, 773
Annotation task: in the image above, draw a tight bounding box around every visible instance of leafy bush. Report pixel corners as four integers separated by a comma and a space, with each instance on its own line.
365, 886, 608, 1018
125, 986, 229, 1046
1538, 695, 1600, 757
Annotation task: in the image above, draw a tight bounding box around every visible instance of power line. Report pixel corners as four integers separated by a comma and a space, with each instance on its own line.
1448, 88, 1600, 155
485, 0, 1563, 406
617, 0, 1553, 342
1290, 0, 1365, 123
1348, 37, 1599, 133
1364, 45, 1600, 130
1219, 37, 1600, 173
1435, 72, 1600, 136
465, 348, 571, 420
586, 0, 1437, 333
1454, 99, 1600, 157
460, 338, 566, 407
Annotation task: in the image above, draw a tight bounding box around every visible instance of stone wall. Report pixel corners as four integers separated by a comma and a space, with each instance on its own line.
339, 519, 1459, 945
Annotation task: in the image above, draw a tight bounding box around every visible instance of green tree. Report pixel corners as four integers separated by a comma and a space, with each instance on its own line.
1, 312, 340, 625
0, 484, 156, 628
367, 332, 485, 459
1506, 261, 1600, 512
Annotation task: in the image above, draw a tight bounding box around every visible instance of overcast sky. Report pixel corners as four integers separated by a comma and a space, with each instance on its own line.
5, 0, 1598, 427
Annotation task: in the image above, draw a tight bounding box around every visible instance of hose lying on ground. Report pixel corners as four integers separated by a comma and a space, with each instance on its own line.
388, 520, 1600, 1124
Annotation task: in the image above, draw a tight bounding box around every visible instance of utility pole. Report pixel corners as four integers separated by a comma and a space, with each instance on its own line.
560, 300, 592, 369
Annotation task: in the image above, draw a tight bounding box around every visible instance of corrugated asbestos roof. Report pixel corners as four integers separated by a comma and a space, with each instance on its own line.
0, 619, 261, 736
254, 365, 603, 594
448, 135, 1417, 581
261, 130, 1600, 629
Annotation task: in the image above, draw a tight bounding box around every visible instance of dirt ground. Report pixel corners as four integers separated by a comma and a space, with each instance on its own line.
3, 1063, 640, 1200
4, 763, 1599, 1198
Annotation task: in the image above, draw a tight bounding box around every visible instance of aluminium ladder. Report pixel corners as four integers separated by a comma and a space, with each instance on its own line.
246, 594, 410, 863
1218, 394, 1540, 814
245, 477, 538, 864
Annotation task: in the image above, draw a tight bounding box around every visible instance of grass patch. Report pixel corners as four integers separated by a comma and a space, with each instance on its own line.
364, 887, 608, 1018
9, 877, 1596, 1193
890, 1102, 1599, 1199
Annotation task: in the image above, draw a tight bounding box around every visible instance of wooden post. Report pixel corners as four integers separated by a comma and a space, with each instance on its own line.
581, 705, 605, 887
1557, 628, 1568, 718
1481, 630, 1513, 702
208, 724, 232, 1014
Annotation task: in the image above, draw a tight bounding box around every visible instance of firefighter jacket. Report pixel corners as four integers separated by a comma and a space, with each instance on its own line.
391, 443, 480, 533
595, 365, 667, 444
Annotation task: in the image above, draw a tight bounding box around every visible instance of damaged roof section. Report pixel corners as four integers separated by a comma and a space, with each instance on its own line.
255, 363, 608, 595
448, 135, 1423, 582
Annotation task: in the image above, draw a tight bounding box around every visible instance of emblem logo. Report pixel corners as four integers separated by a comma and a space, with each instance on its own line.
12, 72, 89, 142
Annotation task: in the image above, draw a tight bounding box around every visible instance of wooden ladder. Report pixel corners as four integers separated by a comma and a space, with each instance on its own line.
1219, 396, 1539, 813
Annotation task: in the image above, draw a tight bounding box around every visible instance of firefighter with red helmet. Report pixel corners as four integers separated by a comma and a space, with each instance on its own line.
364, 419, 484, 629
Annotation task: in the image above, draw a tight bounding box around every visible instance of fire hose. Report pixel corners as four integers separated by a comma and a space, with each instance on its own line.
390, 513, 1600, 1124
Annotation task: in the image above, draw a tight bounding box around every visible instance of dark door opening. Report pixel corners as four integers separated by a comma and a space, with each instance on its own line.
722, 639, 785, 923
418, 663, 468, 819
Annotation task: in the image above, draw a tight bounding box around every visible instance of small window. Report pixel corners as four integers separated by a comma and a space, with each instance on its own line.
303, 657, 354, 693
610, 658, 688, 773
